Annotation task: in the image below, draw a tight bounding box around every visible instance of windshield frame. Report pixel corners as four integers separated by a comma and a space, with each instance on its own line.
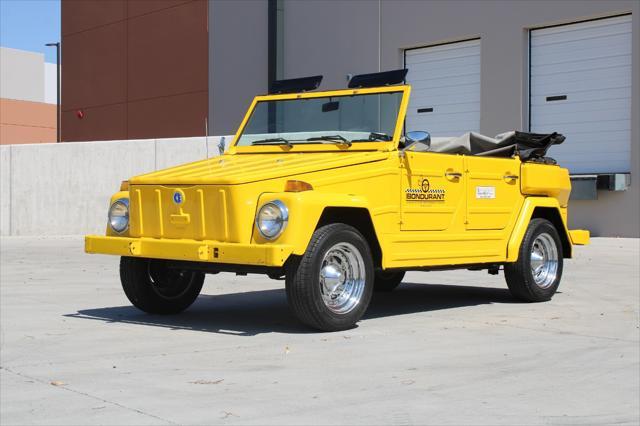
229, 85, 411, 154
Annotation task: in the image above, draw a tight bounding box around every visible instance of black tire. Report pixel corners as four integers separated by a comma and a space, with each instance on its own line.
120, 257, 205, 314
505, 218, 563, 302
374, 270, 405, 292
285, 224, 374, 332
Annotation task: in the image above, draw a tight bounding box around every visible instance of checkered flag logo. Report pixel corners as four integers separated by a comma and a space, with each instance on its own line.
405, 188, 445, 194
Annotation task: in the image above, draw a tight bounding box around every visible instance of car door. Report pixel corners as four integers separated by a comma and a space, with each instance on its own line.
464, 156, 521, 230
400, 151, 466, 231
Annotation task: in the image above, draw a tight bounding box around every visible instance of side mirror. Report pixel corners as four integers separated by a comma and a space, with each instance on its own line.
406, 131, 431, 145
404, 131, 431, 152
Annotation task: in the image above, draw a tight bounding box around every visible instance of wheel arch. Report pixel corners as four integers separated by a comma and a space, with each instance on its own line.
507, 198, 572, 261
254, 192, 379, 265
316, 207, 383, 269
531, 207, 571, 258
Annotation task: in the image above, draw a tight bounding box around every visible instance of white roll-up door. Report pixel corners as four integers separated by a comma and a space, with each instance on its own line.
530, 15, 632, 174
405, 39, 481, 137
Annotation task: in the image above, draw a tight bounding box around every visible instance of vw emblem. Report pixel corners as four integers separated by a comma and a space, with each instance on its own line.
173, 191, 184, 204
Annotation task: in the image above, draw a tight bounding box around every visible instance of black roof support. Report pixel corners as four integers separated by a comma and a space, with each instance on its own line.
348, 69, 408, 88
269, 75, 323, 94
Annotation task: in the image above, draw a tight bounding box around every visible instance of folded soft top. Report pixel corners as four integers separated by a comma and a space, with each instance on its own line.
429, 131, 565, 161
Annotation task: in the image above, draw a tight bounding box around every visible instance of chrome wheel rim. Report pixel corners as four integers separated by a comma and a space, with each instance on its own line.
530, 233, 559, 289
319, 242, 366, 314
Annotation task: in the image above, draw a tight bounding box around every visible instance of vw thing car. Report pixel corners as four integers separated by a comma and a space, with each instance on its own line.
86, 70, 589, 331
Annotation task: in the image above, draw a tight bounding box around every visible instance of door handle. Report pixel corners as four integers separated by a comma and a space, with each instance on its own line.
445, 171, 462, 179
503, 174, 518, 181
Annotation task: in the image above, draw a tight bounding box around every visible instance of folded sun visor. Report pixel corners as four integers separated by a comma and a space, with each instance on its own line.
270, 75, 323, 94
348, 69, 408, 88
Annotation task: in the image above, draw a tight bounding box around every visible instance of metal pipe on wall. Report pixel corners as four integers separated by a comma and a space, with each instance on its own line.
45, 42, 61, 143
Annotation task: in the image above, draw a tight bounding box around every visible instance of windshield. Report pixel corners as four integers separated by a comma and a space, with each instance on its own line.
235, 91, 403, 146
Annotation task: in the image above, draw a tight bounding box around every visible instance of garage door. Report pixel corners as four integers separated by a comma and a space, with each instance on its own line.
530, 15, 632, 174
405, 39, 480, 137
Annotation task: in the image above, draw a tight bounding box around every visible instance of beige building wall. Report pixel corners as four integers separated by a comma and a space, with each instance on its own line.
0, 47, 58, 145
0, 98, 57, 145
0, 47, 44, 103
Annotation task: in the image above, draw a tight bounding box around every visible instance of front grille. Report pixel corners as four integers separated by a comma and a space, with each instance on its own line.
129, 185, 230, 241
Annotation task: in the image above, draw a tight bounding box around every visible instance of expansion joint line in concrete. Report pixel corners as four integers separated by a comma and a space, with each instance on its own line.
0, 365, 178, 425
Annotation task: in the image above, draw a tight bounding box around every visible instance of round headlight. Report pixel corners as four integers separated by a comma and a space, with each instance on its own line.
256, 200, 288, 240
108, 198, 129, 234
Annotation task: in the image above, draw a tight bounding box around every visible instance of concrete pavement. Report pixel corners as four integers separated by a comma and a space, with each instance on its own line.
1, 236, 638, 425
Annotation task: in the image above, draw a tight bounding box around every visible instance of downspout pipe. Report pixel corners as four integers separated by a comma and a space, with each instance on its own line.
267, 0, 277, 132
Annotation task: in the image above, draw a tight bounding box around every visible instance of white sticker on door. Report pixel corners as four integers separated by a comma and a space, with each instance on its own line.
476, 186, 496, 199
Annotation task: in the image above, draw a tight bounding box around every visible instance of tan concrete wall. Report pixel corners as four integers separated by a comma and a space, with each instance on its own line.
0, 98, 57, 145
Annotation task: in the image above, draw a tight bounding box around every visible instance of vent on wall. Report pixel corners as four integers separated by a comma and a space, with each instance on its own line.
570, 173, 631, 200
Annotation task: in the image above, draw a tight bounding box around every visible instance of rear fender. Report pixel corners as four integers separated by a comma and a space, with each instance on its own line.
507, 197, 572, 261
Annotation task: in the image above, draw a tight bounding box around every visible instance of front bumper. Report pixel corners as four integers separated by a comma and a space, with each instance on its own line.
85, 235, 293, 267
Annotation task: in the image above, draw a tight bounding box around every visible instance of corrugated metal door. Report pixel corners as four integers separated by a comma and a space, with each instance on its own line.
530, 15, 632, 174
405, 39, 481, 137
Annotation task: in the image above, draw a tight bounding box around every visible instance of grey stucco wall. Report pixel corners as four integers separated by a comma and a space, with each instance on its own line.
278, 0, 639, 237
209, 0, 269, 136
283, 0, 381, 88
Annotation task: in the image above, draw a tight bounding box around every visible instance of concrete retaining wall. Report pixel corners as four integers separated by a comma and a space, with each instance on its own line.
0, 136, 231, 236
1, 145, 10, 235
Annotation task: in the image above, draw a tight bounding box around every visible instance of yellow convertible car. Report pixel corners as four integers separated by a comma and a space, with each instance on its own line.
86, 69, 589, 331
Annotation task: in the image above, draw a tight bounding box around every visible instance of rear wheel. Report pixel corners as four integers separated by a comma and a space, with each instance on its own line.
374, 270, 405, 292
286, 224, 374, 332
120, 257, 204, 314
505, 219, 563, 302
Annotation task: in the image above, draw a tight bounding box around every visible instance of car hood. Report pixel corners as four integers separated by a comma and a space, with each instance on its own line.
129, 151, 390, 185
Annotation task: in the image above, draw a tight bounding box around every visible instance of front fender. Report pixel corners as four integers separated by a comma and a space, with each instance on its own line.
507, 197, 572, 262
253, 192, 369, 255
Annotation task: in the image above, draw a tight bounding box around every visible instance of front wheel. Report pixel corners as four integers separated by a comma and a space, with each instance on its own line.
504, 219, 563, 302
120, 257, 204, 314
286, 224, 374, 332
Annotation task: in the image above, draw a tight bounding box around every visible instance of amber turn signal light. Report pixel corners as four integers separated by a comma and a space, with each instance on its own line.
120, 180, 130, 191
285, 180, 313, 192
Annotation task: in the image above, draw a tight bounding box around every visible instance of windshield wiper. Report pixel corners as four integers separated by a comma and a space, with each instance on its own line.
351, 132, 393, 142
251, 137, 293, 147
306, 135, 352, 147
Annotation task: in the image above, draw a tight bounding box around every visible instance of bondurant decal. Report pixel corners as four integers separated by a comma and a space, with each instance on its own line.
405, 178, 446, 201
406, 191, 445, 201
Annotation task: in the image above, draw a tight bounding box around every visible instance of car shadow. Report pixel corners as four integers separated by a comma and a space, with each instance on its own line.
65, 282, 516, 336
